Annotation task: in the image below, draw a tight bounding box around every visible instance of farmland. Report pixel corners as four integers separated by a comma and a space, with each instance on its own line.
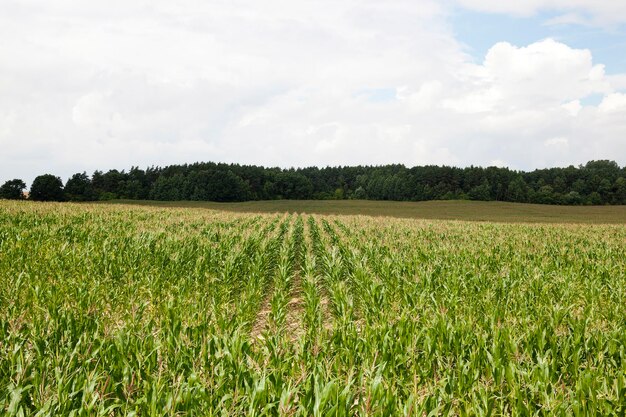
1, 201, 625, 415
109, 199, 626, 225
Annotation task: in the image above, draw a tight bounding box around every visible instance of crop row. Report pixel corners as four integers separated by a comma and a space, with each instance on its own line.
0, 201, 625, 415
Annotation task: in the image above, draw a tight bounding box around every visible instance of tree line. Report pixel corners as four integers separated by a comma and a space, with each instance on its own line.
1, 160, 625, 205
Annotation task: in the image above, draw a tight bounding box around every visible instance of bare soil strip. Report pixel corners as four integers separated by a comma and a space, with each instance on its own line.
250, 297, 272, 340
250, 215, 291, 340
284, 285, 305, 341
284, 216, 305, 341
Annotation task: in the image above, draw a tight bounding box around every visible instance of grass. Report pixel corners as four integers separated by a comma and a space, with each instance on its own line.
108, 199, 626, 224
1, 200, 625, 415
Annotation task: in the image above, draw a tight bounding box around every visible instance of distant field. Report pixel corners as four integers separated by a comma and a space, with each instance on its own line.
1, 200, 625, 414
110, 199, 626, 224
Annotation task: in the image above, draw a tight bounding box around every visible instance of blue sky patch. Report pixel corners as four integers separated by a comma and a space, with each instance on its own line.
580, 93, 604, 107
451, 8, 626, 74
355, 88, 397, 103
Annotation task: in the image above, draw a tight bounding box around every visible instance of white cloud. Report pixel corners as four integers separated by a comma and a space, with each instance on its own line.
599, 93, 626, 113
489, 159, 507, 167
545, 137, 569, 147
433, 39, 625, 169
0, 111, 16, 140
0, 1, 625, 186
397, 81, 444, 112
450, 39, 610, 110
562, 100, 582, 116
455, 0, 626, 25
72, 92, 116, 128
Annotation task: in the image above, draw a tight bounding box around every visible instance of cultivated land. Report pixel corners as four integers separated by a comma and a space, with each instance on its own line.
1, 201, 625, 415
110, 199, 626, 224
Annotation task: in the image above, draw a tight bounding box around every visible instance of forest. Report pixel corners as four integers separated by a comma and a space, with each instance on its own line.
1, 160, 625, 205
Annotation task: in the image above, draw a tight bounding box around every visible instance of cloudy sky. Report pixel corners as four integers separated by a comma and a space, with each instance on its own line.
1, 0, 626, 184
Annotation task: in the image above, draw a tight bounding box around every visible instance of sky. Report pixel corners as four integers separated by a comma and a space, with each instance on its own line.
1, 0, 626, 185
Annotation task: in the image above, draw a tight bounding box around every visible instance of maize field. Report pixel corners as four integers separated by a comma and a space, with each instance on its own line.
1, 201, 625, 416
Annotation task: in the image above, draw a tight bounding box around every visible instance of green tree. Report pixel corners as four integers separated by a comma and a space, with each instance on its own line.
353, 186, 367, 200
65, 172, 95, 201
30, 174, 65, 201
274, 172, 312, 200
614, 177, 626, 204
212, 170, 251, 201
586, 191, 602, 205
469, 180, 491, 201
584, 160, 620, 180
553, 176, 567, 193
535, 185, 556, 204
572, 179, 586, 194
149, 174, 186, 201
506, 177, 529, 203
0, 179, 27, 200
564, 191, 582, 205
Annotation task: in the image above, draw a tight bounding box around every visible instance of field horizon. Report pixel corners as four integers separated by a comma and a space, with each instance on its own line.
106, 199, 626, 224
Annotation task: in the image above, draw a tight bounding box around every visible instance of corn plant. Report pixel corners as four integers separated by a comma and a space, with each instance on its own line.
0, 201, 625, 416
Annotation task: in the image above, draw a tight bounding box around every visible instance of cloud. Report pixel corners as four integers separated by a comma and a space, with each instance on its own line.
0, 1, 625, 185
489, 159, 507, 167
544, 137, 569, 147
396, 81, 443, 112
455, 0, 626, 25
444, 39, 610, 113
599, 93, 626, 113
562, 100, 582, 116
436, 39, 626, 168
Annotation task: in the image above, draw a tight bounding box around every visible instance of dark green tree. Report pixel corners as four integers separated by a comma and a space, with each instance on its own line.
12, 159, 622, 205
535, 185, 556, 204
587, 191, 602, 205
30, 174, 65, 201
506, 176, 529, 203
0, 179, 27, 200
614, 177, 626, 204
353, 186, 367, 199
150, 174, 186, 201
210, 170, 251, 202
469, 180, 491, 201
564, 191, 582, 205
273, 172, 313, 200
65, 172, 95, 201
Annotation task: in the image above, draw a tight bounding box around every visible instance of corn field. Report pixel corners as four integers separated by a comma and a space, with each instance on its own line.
1, 201, 625, 416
